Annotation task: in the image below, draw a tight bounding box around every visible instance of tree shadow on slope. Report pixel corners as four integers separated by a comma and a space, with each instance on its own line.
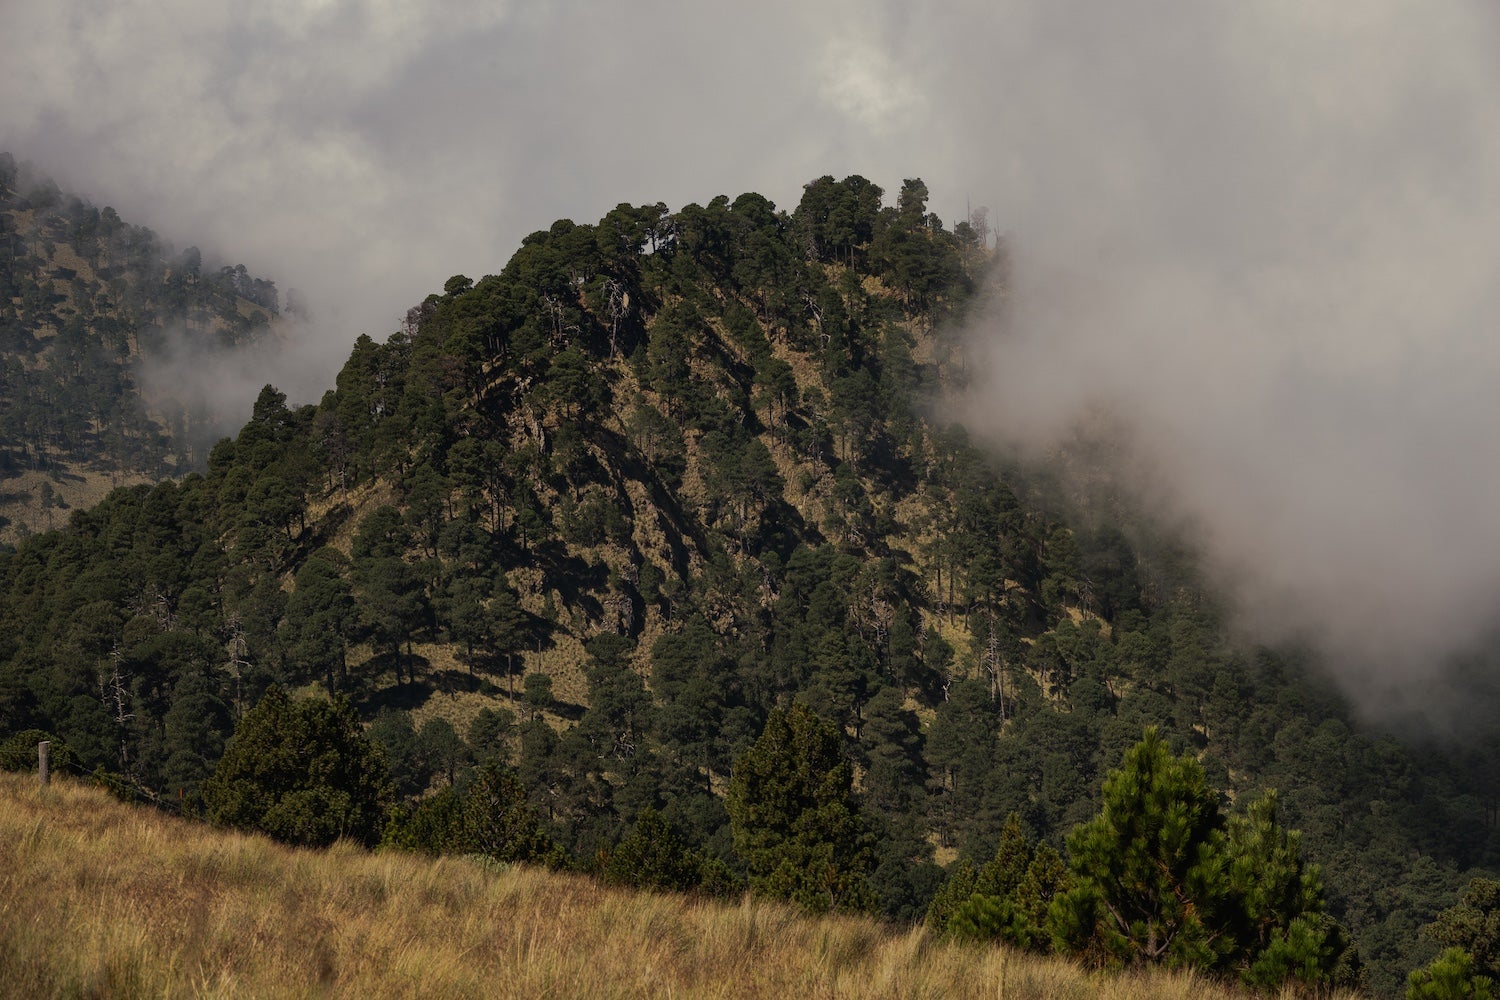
348, 650, 434, 714
531, 539, 607, 620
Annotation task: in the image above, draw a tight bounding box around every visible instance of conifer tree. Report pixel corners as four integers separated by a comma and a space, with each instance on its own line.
1407, 948, 1494, 1000
1420, 878, 1500, 985
1049, 729, 1344, 988
457, 763, 554, 863
1226, 790, 1347, 988
602, 807, 704, 892
1048, 728, 1232, 968
202, 686, 390, 847
931, 813, 1068, 952
726, 703, 874, 913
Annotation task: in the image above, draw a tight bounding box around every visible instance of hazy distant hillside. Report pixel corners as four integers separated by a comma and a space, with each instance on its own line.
1, 173, 1497, 995
0, 152, 281, 540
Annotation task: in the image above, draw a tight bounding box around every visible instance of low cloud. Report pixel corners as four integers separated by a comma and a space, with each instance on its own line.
1, 1, 946, 413
957, 2, 1500, 719
134, 315, 343, 461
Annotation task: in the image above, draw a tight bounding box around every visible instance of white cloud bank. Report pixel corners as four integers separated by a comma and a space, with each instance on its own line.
954, 2, 1500, 717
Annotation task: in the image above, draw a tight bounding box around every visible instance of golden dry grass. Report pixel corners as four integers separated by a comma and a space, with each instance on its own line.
0, 466, 154, 545
0, 773, 1359, 999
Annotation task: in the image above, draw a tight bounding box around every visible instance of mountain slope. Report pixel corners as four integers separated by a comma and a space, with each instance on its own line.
0, 174, 1494, 995
0, 152, 281, 540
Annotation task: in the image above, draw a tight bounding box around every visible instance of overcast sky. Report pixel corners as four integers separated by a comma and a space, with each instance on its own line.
2, 0, 986, 397
8, 1, 1500, 720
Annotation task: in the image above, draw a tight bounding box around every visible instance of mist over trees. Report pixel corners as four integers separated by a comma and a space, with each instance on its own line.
0, 172, 1497, 996
0, 153, 280, 538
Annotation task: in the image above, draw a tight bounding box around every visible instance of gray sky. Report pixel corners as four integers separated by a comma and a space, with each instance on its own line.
8, 1, 1500, 717
954, 2, 1500, 718
2, 0, 971, 399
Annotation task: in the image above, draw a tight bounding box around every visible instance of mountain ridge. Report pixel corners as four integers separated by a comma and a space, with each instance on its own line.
1, 171, 1495, 995
0, 152, 283, 540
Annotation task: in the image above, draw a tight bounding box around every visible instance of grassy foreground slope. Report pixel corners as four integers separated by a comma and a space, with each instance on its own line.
0, 774, 1350, 1000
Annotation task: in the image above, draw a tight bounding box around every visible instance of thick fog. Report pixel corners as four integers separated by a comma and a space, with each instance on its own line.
953, 3, 1500, 717
7, 1, 1500, 715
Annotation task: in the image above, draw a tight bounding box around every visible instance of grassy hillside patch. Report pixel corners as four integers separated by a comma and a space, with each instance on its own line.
0, 774, 1341, 999
0, 464, 152, 545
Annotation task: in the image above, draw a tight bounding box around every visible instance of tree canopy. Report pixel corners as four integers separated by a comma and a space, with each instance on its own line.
202, 686, 389, 847
0, 166, 1493, 995
727, 704, 875, 914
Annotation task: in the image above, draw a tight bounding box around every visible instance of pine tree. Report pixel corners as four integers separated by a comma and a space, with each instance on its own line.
1049, 729, 1344, 988
1048, 728, 1233, 969
602, 807, 704, 892
1226, 790, 1347, 988
457, 763, 554, 863
932, 814, 1068, 952
1407, 948, 1494, 1000
725, 704, 874, 913
202, 686, 390, 847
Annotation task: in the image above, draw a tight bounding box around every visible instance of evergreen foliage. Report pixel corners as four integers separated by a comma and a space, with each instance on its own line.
1407, 948, 1494, 1000
454, 763, 555, 863
600, 806, 726, 895
202, 686, 389, 847
0, 166, 1494, 994
0, 154, 280, 507
931, 814, 1069, 952
382, 762, 553, 866
1049, 728, 1230, 966
726, 704, 875, 913
1049, 730, 1344, 987
0, 728, 75, 773
1423, 879, 1500, 983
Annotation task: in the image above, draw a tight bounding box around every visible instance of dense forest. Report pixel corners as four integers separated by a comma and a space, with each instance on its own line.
2, 170, 1499, 996
0, 152, 280, 538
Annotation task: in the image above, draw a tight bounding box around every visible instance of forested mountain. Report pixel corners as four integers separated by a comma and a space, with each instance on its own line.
1, 172, 1496, 995
0, 153, 280, 540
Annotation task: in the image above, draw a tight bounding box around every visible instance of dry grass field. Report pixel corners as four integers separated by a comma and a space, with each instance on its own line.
0, 773, 1358, 999
0, 465, 153, 546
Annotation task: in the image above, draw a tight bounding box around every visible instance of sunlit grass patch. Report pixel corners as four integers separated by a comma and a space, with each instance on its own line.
0, 772, 1361, 999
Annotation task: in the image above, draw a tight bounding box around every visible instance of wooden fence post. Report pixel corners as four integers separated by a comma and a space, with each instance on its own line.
38, 740, 50, 788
